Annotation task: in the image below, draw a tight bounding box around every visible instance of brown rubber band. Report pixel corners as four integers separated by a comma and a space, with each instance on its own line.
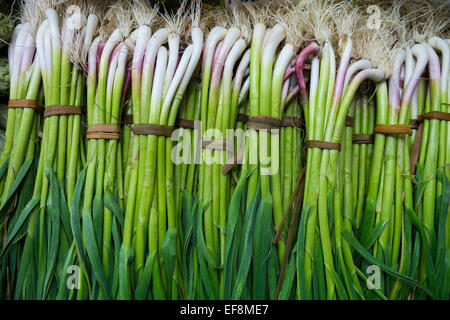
281, 116, 303, 127
306, 140, 341, 151
201, 139, 232, 152
43, 105, 83, 118
123, 115, 133, 125
81, 106, 87, 114
237, 113, 249, 123
86, 124, 121, 140
352, 134, 374, 144
374, 124, 412, 135
8, 99, 43, 113
345, 116, 354, 127
419, 111, 450, 121
132, 123, 174, 137
175, 118, 196, 129
410, 119, 420, 129
408, 111, 449, 173
246, 116, 281, 130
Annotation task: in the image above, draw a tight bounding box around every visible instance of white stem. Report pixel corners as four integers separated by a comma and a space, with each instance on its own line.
308, 56, 320, 131
274, 44, 295, 115
114, 45, 129, 103
88, 37, 101, 78
172, 27, 204, 100
45, 8, 61, 49
429, 36, 449, 93
131, 25, 151, 73
343, 60, 372, 93
238, 76, 250, 106
406, 44, 429, 104
164, 34, 180, 94
224, 39, 247, 93
82, 14, 100, 62
281, 78, 290, 108
8, 24, 21, 71
233, 49, 251, 94
161, 45, 193, 119
325, 42, 336, 113
106, 46, 120, 104
404, 46, 415, 85
141, 28, 169, 122
203, 26, 227, 71
101, 29, 123, 66
151, 46, 168, 124
211, 28, 241, 81
9, 24, 29, 97
262, 27, 272, 53
389, 49, 406, 110
261, 24, 285, 66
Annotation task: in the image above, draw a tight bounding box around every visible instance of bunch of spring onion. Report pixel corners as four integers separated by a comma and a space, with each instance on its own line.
217, 3, 305, 300
119, 0, 203, 299
290, 1, 390, 300
71, 4, 131, 300
413, 37, 450, 299
0, 0, 42, 299
355, 3, 450, 299
2, 2, 101, 299
195, 7, 253, 299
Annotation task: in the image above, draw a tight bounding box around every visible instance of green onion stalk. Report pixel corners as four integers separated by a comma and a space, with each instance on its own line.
56, 8, 100, 300
280, 77, 302, 231
0, 24, 41, 205
428, 38, 448, 198
415, 43, 450, 299
354, 92, 374, 229
77, 10, 131, 297
325, 67, 384, 299
248, 23, 295, 270
11, 6, 90, 299
131, 28, 169, 300
278, 73, 302, 261
198, 25, 236, 297
298, 30, 385, 298
312, 38, 352, 299
216, 42, 250, 297
118, 20, 153, 299
428, 39, 449, 263
244, 23, 264, 210
389, 44, 430, 299
173, 80, 199, 214
163, 24, 203, 299
122, 100, 133, 198
66, 13, 99, 207
0, 5, 42, 298
118, 18, 166, 299
8, 13, 54, 300
339, 59, 371, 235
231, 77, 250, 180
297, 40, 335, 299
119, 9, 202, 298
265, 31, 296, 268
368, 50, 405, 294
